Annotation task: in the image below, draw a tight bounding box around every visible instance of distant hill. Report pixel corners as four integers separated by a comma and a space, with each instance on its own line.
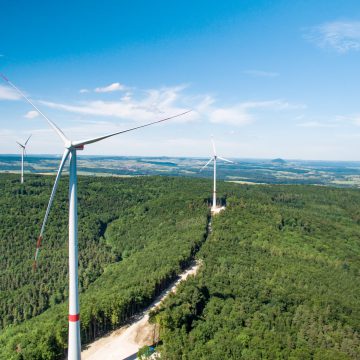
271, 157, 287, 164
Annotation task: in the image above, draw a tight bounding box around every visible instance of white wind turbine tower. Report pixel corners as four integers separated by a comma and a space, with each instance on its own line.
1, 73, 190, 360
17, 134, 31, 183
201, 137, 234, 211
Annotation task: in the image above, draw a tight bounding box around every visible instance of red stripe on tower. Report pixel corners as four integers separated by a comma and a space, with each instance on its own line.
36, 235, 42, 248
68, 314, 80, 322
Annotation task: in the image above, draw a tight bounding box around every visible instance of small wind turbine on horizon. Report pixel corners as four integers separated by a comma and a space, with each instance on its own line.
200, 137, 234, 211
1, 73, 191, 360
17, 134, 31, 184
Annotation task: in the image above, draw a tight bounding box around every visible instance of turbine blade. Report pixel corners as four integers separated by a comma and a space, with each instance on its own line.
211, 137, 217, 156
200, 157, 214, 172
24, 134, 32, 146
72, 110, 192, 147
0, 73, 69, 144
16, 141, 25, 148
218, 156, 234, 164
33, 149, 70, 269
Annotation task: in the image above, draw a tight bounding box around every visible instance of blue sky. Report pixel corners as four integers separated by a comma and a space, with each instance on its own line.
1, 0, 360, 160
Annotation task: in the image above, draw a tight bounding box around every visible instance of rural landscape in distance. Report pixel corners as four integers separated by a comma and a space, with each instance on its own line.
1, 1, 360, 359
3, 154, 360, 187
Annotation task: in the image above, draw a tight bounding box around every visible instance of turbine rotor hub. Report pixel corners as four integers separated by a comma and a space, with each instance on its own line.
65, 141, 84, 151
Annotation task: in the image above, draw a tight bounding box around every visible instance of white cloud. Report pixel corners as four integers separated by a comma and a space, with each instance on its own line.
79, 82, 126, 94
335, 114, 360, 126
94, 82, 125, 93
207, 100, 304, 126
0, 129, 15, 137
239, 99, 304, 110
39, 85, 303, 128
40, 85, 195, 123
297, 121, 338, 128
296, 114, 360, 128
24, 110, 39, 119
208, 105, 252, 125
243, 70, 279, 78
304, 20, 360, 53
351, 116, 360, 126
0, 85, 21, 100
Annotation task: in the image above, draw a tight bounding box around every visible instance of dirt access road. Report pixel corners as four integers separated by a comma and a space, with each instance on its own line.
82, 260, 201, 360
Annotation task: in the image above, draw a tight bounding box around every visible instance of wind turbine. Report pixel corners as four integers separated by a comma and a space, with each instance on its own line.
16, 134, 31, 183
1, 73, 190, 360
200, 138, 234, 211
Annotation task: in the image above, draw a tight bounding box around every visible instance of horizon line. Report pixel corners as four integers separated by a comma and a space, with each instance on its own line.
0, 153, 360, 163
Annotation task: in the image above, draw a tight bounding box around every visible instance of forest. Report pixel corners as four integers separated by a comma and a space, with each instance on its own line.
150, 184, 360, 359
1, 174, 360, 359
0, 174, 209, 359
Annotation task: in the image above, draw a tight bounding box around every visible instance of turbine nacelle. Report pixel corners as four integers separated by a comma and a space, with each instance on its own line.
17, 134, 31, 150
64, 141, 85, 151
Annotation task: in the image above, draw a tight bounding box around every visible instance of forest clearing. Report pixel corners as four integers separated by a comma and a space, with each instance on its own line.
82, 261, 200, 359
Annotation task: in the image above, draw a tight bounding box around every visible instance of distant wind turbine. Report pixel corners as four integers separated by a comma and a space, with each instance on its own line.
16, 134, 31, 184
200, 137, 234, 211
1, 73, 191, 360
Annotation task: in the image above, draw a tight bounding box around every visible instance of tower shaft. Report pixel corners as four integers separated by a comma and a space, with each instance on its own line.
21, 149, 24, 184
212, 156, 217, 209
68, 150, 81, 360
